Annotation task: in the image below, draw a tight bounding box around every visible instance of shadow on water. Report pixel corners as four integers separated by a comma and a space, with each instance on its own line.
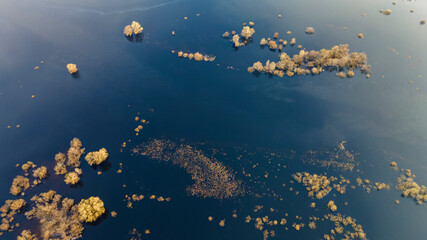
70, 181, 84, 189
89, 158, 112, 173
71, 72, 81, 79
86, 208, 108, 227
125, 33, 144, 43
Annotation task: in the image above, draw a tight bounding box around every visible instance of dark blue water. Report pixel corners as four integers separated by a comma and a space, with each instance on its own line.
1, 0, 427, 239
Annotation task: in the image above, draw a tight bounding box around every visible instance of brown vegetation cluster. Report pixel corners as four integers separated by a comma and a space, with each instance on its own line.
323, 214, 367, 240
175, 50, 216, 62
25, 190, 84, 240
77, 197, 105, 223
134, 139, 244, 199
85, 148, 109, 166
0, 199, 26, 233
123, 21, 143, 36
54, 138, 85, 185
396, 169, 427, 204
223, 24, 255, 48
301, 142, 357, 172
125, 194, 171, 208
17, 230, 37, 240
248, 44, 371, 78
66, 64, 78, 74
292, 172, 335, 199
10, 175, 30, 196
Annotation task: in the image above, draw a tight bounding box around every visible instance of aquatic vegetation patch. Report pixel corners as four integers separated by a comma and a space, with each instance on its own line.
0, 199, 26, 234
301, 142, 358, 172
396, 169, 427, 204
123, 21, 143, 37
66, 64, 78, 74
85, 148, 109, 166
248, 44, 371, 79
173, 50, 216, 62
323, 214, 367, 240
25, 190, 84, 240
134, 139, 244, 199
77, 196, 106, 223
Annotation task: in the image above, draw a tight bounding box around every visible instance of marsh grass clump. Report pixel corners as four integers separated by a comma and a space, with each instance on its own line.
134, 139, 244, 199
0, 199, 26, 233
54, 138, 85, 184
396, 171, 427, 204
21, 161, 36, 174
323, 214, 367, 240
17, 230, 37, 240
232, 34, 243, 48
268, 40, 278, 50
327, 200, 337, 211
33, 166, 48, 179
67, 138, 85, 168
292, 172, 335, 199
25, 190, 84, 240
175, 51, 216, 62
85, 148, 109, 166
10, 175, 30, 195
248, 44, 371, 79
305, 27, 315, 34
77, 196, 105, 223
301, 142, 357, 171
64, 171, 80, 185
390, 161, 398, 171
381, 9, 392, 15
66, 64, 78, 74
241, 26, 255, 40
224, 24, 255, 48
123, 21, 143, 36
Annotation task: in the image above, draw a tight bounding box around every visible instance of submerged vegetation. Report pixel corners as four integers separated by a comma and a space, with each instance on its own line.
134, 139, 244, 199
